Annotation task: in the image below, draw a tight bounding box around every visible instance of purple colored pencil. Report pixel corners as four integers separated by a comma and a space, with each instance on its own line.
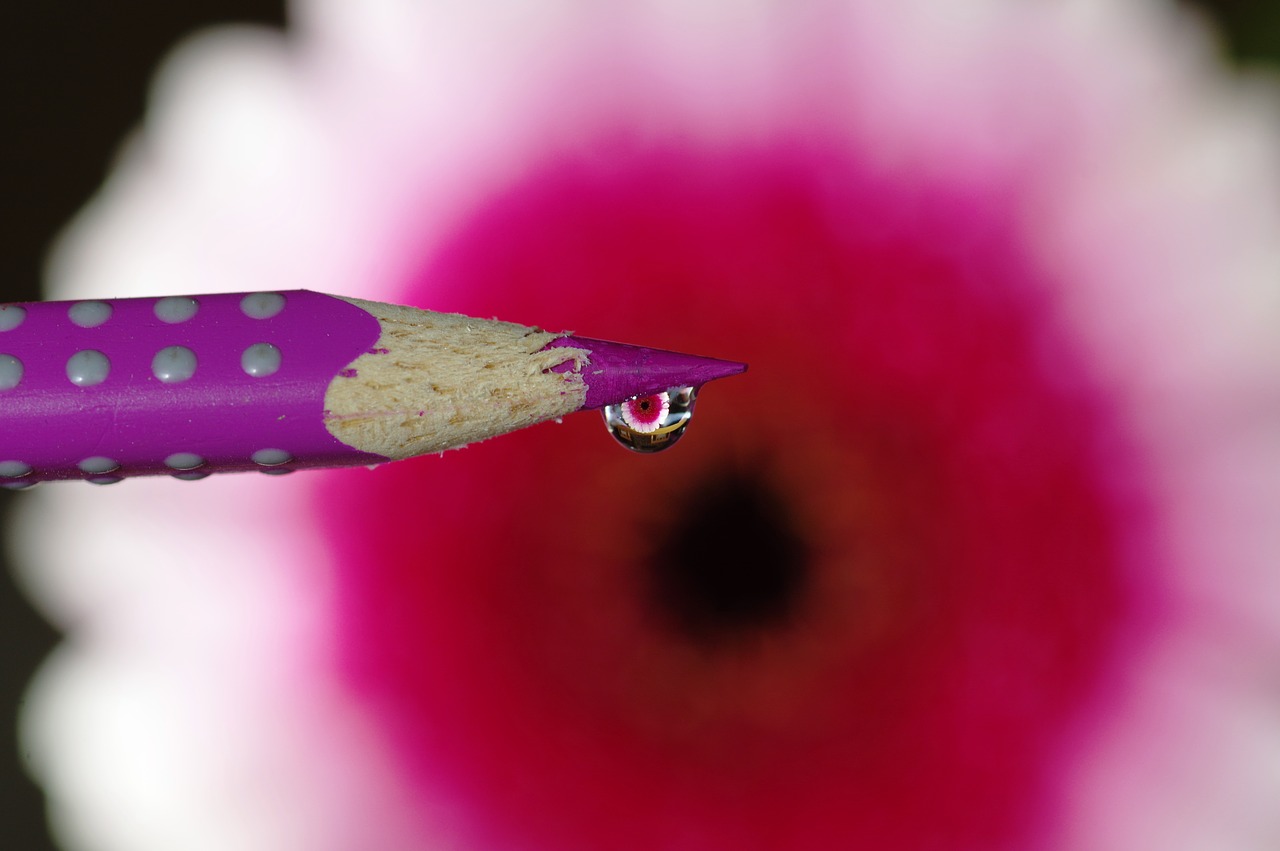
0, 290, 745, 484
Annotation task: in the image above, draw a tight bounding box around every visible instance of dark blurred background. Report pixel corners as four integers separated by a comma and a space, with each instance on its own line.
0, 1, 1271, 848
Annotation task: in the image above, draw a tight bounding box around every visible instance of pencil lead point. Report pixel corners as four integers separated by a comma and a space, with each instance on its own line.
547, 336, 747, 410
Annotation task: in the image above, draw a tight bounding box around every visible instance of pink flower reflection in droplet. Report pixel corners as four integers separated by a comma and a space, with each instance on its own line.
620, 393, 670, 434
321, 147, 1155, 850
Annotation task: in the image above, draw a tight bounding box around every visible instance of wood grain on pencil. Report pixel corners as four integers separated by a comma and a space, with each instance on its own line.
325, 297, 588, 459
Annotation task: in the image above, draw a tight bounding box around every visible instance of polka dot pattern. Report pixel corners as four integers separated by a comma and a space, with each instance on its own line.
251, 448, 292, 466
78, 457, 120, 474
0, 305, 26, 332
0, 354, 23, 390
240, 292, 286, 319
0, 291, 387, 481
154, 297, 199, 324
66, 350, 110, 386
152, 346, 197, 383
241, 343, 282, 377
0, 461, 32, 478
68, 301, 113, 328
164, 452, 205, 471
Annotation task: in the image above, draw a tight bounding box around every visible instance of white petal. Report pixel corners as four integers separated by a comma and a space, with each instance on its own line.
1058, 628, 1280, 850
16, 476, 451, 851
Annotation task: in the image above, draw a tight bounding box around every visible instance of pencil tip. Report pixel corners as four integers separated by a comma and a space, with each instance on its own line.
548, 336, 747, 409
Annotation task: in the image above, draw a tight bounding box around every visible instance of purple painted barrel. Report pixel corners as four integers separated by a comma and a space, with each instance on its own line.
0, 290, 386, 484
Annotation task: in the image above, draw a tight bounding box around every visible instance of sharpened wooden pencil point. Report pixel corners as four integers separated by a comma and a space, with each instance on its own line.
323, 297, 588, 460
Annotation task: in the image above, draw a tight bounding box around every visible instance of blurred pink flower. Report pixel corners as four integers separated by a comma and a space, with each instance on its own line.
16, 1, 1280, 850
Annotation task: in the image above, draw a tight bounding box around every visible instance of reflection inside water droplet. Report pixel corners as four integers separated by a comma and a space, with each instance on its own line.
603, 385, 696, 453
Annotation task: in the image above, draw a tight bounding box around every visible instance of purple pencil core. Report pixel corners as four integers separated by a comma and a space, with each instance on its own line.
544, 336, 745, 409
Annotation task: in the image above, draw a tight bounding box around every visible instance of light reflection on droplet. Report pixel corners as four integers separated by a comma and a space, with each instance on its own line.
602, 385, 696, 453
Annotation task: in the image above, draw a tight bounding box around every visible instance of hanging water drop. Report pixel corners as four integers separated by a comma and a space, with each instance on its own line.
603, 385, 697, 453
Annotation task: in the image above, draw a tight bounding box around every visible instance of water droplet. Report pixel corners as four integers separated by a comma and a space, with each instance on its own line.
603, 385, 696, 453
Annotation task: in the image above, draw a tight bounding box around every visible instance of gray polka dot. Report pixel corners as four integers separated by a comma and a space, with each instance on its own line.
164, 452, 205, 471
259, 468, 294, 476
0, 461, 32, 478
172, 471, 210, 481
251, 448, 292, 466
87, 476, 122, 485
1, 481, 37, 491
78, 456, 120, 474
152, 346, 197, 383
0, 354, 22, 390
241, 343, 281, 377
0, 305, 26, 331
67, 350, 110, 386
155, 297, 199, 324
240, 292, 285, 319
68, 301, 113, 328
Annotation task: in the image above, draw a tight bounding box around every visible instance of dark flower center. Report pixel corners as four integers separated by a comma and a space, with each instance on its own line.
649, 470, 809, 643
